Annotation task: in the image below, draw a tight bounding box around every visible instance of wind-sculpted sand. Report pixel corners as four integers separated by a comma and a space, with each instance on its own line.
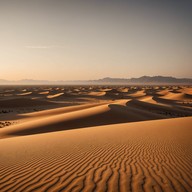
47, 93, 64, 99
38, 91, 50, 95
17, 92, 32, 96
160, 92, 192, 101
0, 117, 192, 192
0, 85, 191, 192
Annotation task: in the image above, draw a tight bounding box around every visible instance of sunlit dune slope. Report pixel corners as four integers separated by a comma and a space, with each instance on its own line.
160, 92, 192, 101
17, 92, 32, 96
47, 93, 64, 99
0, 117, 192, 192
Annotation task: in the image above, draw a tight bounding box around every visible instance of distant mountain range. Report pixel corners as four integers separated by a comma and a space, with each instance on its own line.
92, 76, 192, 85
0, 76, 192, 85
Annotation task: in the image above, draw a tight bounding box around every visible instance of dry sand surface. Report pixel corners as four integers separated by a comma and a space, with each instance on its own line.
0, 85, 192, 191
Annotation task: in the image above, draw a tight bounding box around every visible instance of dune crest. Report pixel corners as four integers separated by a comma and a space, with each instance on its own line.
47, 93, 64, 99
17, 92, 32, 96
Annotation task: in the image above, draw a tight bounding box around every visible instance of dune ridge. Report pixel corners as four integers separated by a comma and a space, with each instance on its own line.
0, 99, 177, 138
47, 93, 64, 99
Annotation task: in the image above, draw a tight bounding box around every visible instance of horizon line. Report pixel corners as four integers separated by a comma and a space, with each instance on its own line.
1, 75, 192, 82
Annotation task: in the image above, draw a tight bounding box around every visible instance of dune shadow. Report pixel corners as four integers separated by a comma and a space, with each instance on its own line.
153, 96, 192, 108
2, 94, 192, 138
126, 99, 192, 118
6, 102, 172, 137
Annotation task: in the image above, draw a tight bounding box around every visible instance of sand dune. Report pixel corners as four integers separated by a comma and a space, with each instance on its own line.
183, 87, 192, 95
39, 91, 50, 95
17, 92, 32, 96
1, 94, 13, 97
0, 117, 192, 192
47, 93, 64, 99
98, 88, 112, 92
136, 95, 158, 104
4, 89, 15, 93
156, 90, 171, 96
2, 97, 191, 138
0, 85, 191, 192
127, 90, 146, 98
21, 102, 110, 118
160, 92, 192, 101
1, 99, 150, 137
0, 98, 54, 108
117, 88, 129, 93
127, 98, 192, 117
87, 91, 106, 96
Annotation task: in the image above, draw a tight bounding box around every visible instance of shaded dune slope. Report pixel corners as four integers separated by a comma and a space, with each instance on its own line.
0, 98, 55, 108
127, 99, 192, 117
0, 100, 168, 137
1, 97, 192, 138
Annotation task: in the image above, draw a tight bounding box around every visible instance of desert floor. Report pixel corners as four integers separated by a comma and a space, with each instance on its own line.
0, 85, 192, 192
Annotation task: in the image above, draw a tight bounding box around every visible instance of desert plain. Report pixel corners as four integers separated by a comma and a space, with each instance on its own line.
0, 85, 192, 192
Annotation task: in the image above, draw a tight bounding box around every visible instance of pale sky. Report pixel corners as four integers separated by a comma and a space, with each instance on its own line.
0, 0, 192, 80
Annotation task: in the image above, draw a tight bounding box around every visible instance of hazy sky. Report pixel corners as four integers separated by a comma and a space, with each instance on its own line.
0, 0, 192, 80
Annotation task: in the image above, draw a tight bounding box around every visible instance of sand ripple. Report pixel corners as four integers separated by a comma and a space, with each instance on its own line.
0, 117, 192, 192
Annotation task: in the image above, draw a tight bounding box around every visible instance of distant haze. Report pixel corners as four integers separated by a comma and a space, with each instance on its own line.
0, 0, 192, 80
0, 76, 192, 85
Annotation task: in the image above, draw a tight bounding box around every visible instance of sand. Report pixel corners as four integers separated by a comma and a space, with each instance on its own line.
0, 85, 192, 192
0, 117, 192, 192
47, 93, 64, 99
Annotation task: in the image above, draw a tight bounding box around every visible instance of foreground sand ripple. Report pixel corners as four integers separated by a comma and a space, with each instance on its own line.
0, 117, 192, 192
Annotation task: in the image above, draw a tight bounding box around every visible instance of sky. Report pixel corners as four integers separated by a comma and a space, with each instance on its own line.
0, 0, 192, 80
